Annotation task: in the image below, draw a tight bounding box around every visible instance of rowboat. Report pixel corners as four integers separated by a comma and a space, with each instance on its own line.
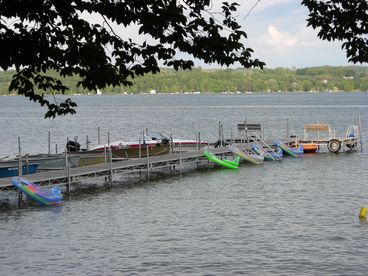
12, 154, 80, 170
87, 140, 170, 158
12, 177, 63, 206
0, 162, 38, 178
203, 150, 239, 169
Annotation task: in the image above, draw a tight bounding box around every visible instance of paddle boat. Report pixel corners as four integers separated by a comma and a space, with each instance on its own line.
229, 146, 264, 165
252, 145, 283, 161
203, 150, 239, 169
274, 140, 303, 157
12, 177, 63, 206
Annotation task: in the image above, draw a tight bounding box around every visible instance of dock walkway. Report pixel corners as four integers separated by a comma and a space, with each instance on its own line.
0, 147, 232, 190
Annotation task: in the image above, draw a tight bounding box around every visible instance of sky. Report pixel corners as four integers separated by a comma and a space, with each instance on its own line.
205, 0, 352, 69
84, 0, 354, 69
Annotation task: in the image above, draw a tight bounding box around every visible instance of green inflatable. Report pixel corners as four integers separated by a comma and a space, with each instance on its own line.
203, 150, 240, 169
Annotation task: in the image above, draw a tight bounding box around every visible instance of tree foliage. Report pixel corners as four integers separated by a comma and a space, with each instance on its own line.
2, 66, 367, 94
0, 0, 264, 118
302, 0, 368, 64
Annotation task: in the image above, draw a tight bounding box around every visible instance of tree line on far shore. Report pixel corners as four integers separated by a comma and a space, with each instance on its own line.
0, 66, 367, 95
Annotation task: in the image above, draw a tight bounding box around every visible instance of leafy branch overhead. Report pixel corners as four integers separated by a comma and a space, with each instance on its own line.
0, 0, 264, 118
302, 0, 368, 64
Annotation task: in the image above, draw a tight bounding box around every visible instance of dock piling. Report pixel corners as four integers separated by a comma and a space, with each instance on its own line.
48, 131, 51, 156
108, 132, 113, 186
358, 115, 363, 152
17, 137, 23, 207
66, 150, 71, 194
146, 142, 150, 180
179, 139, 182, 174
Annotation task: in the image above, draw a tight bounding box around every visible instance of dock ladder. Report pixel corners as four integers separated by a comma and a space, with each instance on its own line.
245, 132, 282, 161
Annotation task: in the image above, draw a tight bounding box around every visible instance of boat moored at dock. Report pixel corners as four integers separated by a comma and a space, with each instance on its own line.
12, 154, 80, 170
252, 145, 283, 161
274, 140, 303, 157
203, 150, 240, 169
0, 162, 38, 178
229, 146, 264, 165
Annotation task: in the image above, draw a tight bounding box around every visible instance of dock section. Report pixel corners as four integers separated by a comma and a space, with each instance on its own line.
0, 147, 233, 191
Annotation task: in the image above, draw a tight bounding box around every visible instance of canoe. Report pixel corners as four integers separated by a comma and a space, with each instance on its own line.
12, 177, 63, 206
0, 162, 38, 178
274, 141, 303, 157
203, 150, 239, 169
229, 146, 264, 165
252, 145, 283, 161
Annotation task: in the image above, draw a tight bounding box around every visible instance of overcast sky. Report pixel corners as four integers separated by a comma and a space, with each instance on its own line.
222, 0, 352, 68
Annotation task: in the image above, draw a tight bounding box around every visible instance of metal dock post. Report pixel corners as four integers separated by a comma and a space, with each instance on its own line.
146, 143, 150, 180
66, 150, 71, 194
359, 115, 363, 152
17, 137, 23, 207
48, 131, 51, 156
108, 132, 113, 186
179, 140, 182, 174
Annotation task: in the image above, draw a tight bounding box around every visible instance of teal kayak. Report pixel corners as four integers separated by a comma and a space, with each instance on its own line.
203, 150, 239, 169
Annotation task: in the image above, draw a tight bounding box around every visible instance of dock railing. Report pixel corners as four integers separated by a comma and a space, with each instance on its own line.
303, 123, 334, 142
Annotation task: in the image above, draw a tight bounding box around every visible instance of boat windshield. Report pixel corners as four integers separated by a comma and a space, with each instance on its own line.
144, 131, 170, 141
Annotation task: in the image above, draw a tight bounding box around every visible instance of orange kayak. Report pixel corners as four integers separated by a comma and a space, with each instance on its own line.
300, 143, 318, 153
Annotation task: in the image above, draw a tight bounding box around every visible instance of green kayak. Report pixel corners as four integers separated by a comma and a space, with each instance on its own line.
203, 150, 239, 169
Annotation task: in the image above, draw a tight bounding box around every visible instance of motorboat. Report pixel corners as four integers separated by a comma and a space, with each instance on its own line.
146, 131, 208, 148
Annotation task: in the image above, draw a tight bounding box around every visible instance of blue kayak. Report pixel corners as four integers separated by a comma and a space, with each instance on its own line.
274, 141, 303, 157
252, 145, 283, 161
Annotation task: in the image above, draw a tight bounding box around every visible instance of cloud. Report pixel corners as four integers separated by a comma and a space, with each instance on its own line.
258, 25, 297, 48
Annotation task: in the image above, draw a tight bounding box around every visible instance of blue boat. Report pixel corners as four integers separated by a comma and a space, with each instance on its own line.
0, 162, 38, 178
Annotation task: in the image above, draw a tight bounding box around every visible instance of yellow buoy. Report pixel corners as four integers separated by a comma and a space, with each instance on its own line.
359, 207, 367, 219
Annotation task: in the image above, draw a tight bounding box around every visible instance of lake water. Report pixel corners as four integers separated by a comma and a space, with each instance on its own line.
1, 93, 368, 275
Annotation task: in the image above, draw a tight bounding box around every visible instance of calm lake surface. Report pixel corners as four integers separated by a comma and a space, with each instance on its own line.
1, 93, 368, 275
